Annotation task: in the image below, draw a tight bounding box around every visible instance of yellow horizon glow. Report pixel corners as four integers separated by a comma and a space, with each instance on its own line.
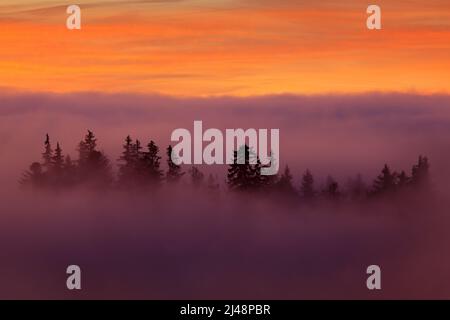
0, 1, 449, 96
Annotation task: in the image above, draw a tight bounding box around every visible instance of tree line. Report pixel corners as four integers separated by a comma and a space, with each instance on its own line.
20, 131, 431, 201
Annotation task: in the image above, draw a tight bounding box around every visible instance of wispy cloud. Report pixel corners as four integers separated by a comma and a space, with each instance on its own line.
0, 1, 449, 95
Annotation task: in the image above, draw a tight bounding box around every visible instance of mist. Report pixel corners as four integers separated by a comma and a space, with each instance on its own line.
1, 91, 450, 299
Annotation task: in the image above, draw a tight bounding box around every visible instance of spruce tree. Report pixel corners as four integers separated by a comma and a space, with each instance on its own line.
42, 134, 53, 170
20, 162, 44, 189
134, 139, 143, 165
259, 154, 279, 191
323, 175, 340, 200
48, 142, 64, 187
77, 130, 112, 187
372, 164, 397, 195
411, 155, 430, 188
227, 145, 257, 192
52, 142, 64, 174
166, 145, 184, 183
276, 165, 297, 196
300, 169, 315, 200
118, 135, 136, 186
142, 140, 164, 186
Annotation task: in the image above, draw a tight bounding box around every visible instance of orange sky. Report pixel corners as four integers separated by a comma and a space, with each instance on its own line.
0, 0, 449, 96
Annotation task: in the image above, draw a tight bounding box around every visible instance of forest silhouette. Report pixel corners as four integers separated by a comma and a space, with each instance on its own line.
20, 131, 431, 202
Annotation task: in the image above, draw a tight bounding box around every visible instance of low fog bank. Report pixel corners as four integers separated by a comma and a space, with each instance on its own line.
0, 188, 448, 299
2, 92, 450, 192
1, 92, 450, 298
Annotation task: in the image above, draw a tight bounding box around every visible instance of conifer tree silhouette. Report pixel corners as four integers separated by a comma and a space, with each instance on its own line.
323, 175, 340, 200
77, 130, 112, 187
250, 158, 263, 190
20, 162, 44, 188
276, 165, 297, 196
78, 130, 96, 167
141, 140, 164, 187
19, 129, 435, 205
259, 154, 279, 191
118, 135, 137, 186
52, 143, 64, 173
48, 142, 65, 187
300, 169, 315, 200
411, 155, 430, 189
134, 139, 143, 166
227, 145, 261, 192
166, 145, 184, 183
42, 134, 53, 170
372, 164, 397, 195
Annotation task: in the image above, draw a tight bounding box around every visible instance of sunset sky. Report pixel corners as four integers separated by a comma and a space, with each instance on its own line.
0, 0, 449, 96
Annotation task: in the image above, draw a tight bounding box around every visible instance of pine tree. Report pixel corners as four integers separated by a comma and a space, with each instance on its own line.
77, 130, 112, 187
134, 139, 143, 165
20, 162, 44, 188
227, 145, 258, 192
84, 130, 97, 153
166, 145, 184, 183
52, 142, 64, 174
42, 134, 53, 170
258, 162, 279, 192
47, 142, 65, 187
372, 164, 397, 195
250, 158, 263, 190
300, 169, 315, 200
276, 165, 297, 196
323, 175, 340, 200
141, 140, 164, 186
411, 155, 430, 188
118, 135, 136, 186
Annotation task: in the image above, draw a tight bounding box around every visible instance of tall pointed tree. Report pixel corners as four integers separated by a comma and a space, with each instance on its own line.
276, 165, 297, 196
166, 145, 184, 183
142, 140, 164, 186
118, 135, 136, 186
259, 154, 279, 191
20, 162, 44, 189
411, 155, 430, 188
77, 130, 112, 186
323, 175, 340, 200
42, 134, 53, 170
372, 164, 397, 195
78, 130, 97, 165
300, 169, 315, 200
52, 142, 64, 173
227, 145, 259, 192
